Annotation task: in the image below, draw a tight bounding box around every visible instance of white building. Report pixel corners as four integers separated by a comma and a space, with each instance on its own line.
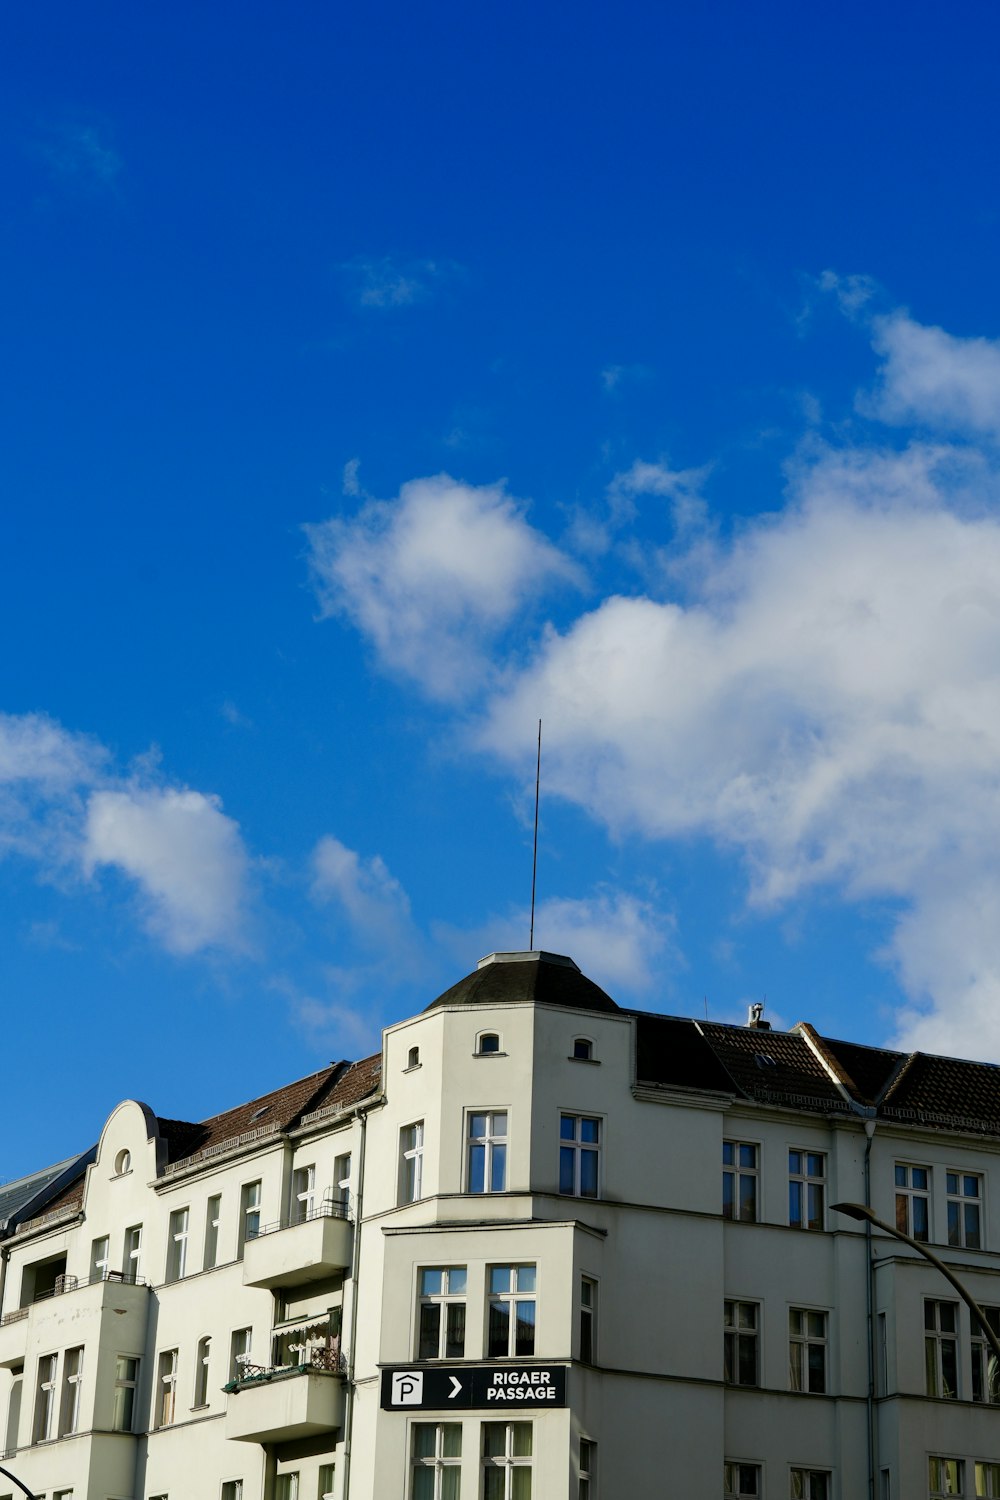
2, 949, 1000, 1500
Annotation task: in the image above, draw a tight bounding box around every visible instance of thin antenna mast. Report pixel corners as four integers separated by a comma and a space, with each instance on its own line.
529, 719, 542, 949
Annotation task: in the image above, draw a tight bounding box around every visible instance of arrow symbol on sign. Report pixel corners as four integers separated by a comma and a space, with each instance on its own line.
448, 1376, 462, 1399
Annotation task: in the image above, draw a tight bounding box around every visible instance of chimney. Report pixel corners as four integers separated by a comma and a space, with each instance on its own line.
747, 1002, 771, 1031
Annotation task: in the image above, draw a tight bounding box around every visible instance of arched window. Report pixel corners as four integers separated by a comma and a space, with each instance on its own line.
572, 1038, 594, 1061
194, 1336, 212, 1407
407, 1045, 420, 1069
476, 1032, 501, 1056
114, 1149, 131, 1175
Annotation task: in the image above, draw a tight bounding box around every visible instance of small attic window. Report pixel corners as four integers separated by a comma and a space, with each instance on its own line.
477, 1032, 501, 1056
573, 1038, 594, 1061
407, 1046, 420, 1069
114, 1149, 131, 1175
250, 1105, 270, 1122
754, 1053, 777, 1070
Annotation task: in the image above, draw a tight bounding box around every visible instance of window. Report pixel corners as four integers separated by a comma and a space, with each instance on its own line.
5, 1373, 22, 1455
222, 1484, 244, 1500
947, 1172, 982, 1249
482, 1421, 532, 1499
723, 1142, 758, 1222
925, 1300, 959, 1398
789, 1309, 827, 1393
238, 1181, 261, 1254
972, 1307, 1000, 1403
579, 1277, 597, 1364
572, 1038, 593, 1061
124, 1224, 143, 1280
559, 1115, 600, 1198
976, 1464, 1000, 1497
724, 1301, 759, 1386
229, 1328, 252, 1382
59, 1346, 84, 1436
408, 1046, 421, 1069
788, 1151, 825, 1231
204, 1196, 221, 1270
928, 1457, 964, 1497
114, 1148, 131, 1175
894, 1163, 930, 1241
880, 1470, 890, 1500
579, 1438, 596, 1499
724, 1466, 760, 1499
166, 1207, 189, 1281
157, 1349, 178, 1427
878, 1311, 889, 1395
468, 1112, 507, 1193
400, 1123, 425, 1204
276, 1477, 299, 1500
319, 1464, 336, 1500
418, 1267, 467, 1359
194, 1336, 212, 1407
91, 1236, 110, 1280
488, 1266, 536, 1357
411, 1423, 462, 1499
790, 1471, 830, 1499
334, 1153, 352, 1210
293, 1165, 316, 1223
112, 1356, 139, 1432
33, 1354, 57, 1442
477, 1033, 501, 1055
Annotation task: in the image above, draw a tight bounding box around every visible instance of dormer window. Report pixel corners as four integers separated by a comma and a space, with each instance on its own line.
407, 1046, 420, 1069
476, 1032, 501, 1056
249, 1105, 270, 1123
114, 1149, 131, 1176
572, 1038, 594, 1061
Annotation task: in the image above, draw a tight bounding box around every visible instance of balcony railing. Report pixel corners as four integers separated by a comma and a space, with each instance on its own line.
224, 1339, 344, 1394
1, 1269, 146, 1324
247, 1200, 349, 1242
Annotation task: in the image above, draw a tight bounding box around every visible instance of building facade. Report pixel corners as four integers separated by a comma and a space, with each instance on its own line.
2, 950, 1000, 1499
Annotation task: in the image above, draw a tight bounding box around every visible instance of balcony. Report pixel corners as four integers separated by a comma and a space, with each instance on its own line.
225, 1356, 345, 1443
0, 1272, 148, 1368
242, 1202, 351, 1288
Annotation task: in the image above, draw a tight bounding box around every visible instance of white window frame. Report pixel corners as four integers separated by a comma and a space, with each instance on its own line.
157, 1348, 178, 1427
318, 1462, 336, 1500
723, 1140, 759, 1222
166, 1207, 189, 1282
410, 1421, 462, 1498
724, 1300, 759, 1387
724, 1463, 761, 1499
194, 1335, 212, 1407
947, 1171, 983, 1249
571, 1037, 594, 1061
59, 1346, 84, 1436
91, 1236, 110, 1281
579, 1437, 596, 1499
972, 1305, 1000, 1403
928, 1456, 965, 1497
204, 1195, 221, 1270
482, 1421, 532, 1499
788, 1308, 827, 1394
925, 1299, 959, 1398
976, 1462, 1000, 1498
239, 1181, 261, 1253
467, 1111, 508, 1194
559, 1114, 601, 1199
334, 1152, 352, 1212
417, 1266, 468, 1360
788, 1150, 825, 1231
399, 1123, 425, 1204
275, 1475, 300, 1500
476, 1031, 502, 1056
33, 1353, 57, 1442
579, 1276, 597, 1364
488, 1265, 536, 1358
123, 1223, 142, 1280
894, 1162, 930, 1241
221, 1484, 245, 1500
292, 1164, 316, 1224
790, 1469, 831, 1499
112, 1355, 139, 1433
229, 1328, 252, 1382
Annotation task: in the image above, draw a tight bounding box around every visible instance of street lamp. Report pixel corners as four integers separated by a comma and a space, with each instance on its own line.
832, 1200, 1000, 1371
0, 1462, 37, 1499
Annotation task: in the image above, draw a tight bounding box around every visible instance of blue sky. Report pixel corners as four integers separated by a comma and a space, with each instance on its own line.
5, 1, 1000, 1175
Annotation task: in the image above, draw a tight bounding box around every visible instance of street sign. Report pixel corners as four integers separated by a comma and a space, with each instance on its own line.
381, 1365, 568, 1410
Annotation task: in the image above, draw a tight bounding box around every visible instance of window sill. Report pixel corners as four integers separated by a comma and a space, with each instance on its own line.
473, 1052, 508, 1059
403, 1063, 422, 1073
567, 1056, 600, 1065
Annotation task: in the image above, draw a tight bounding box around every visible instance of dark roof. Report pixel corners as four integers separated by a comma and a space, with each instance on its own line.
0, 1158, 79, 1228
631, 1013, 738, 1094
698, 1022, 850, 1111
425, 951, 619, 1014
880, 1051, 1000, 1132
819, 1036, 902, 1106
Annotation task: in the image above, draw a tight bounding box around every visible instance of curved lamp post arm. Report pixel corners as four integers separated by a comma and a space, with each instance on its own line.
0, 1463, 37, 1499
833, 1200, 1000, 1371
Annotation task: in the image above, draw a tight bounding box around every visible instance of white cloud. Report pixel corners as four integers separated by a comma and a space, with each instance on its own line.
341, 256, 457, 310
436, 888, 674, 997
305, 474, 581, 699
865, 311, 1000, 437
311, 835, 416, 953
0, 711, 104, 789
83, 787, 250, 955
473, 430, 1000, 1059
